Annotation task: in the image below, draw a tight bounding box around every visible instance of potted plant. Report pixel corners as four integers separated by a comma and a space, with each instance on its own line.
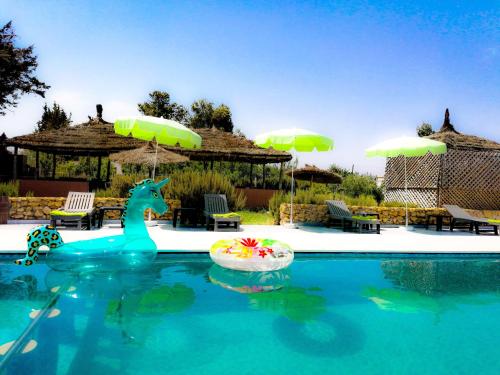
0, 181, 18, 224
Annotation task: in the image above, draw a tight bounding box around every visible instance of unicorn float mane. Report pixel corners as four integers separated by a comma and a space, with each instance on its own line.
121, 178, 153, 228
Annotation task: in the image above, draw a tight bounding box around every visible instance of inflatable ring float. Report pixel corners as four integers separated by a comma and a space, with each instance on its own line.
208, 264, 291, 293
210, 238, 293, 271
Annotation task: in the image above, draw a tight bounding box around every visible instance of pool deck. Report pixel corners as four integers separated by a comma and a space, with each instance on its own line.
0, 222, 498, 254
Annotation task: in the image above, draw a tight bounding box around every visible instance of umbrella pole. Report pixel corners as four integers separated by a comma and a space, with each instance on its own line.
404, 156, 408, 228
290, 165, 294, 225
148, 139, 159, 223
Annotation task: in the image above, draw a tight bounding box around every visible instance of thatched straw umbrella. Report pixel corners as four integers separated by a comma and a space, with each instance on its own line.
109, 142, 189, 167
166, 127, 293, 188
6, 105, 145, 182
384, 109, 500, 209
286, 164, 342, 184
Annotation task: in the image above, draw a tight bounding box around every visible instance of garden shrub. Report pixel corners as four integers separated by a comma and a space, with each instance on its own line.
0, 181, 19, 197
96, 174, 147, 197
339, 174, 378, 197
162, 169, 246, 212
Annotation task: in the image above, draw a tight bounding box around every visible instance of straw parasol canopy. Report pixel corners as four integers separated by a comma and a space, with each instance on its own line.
384, 109, 500, 209
6, 111, 291, 163
286, 164, 342, 184
6, 105, 144, 156
169, 127, 292, 164
109, 142, 189, 167
426, 109, 500, 151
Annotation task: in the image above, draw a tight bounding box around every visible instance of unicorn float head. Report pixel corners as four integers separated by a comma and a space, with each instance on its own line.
16, 178, 170, 272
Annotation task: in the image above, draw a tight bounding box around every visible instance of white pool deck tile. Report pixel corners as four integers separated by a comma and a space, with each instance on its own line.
0, 222, 498, 254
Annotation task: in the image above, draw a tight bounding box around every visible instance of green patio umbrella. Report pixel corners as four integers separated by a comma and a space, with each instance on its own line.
255, 128, 334, 227
114, 116, 201, 177
114, 116, 202, 221
114, 116, 202, 149
365, 136, 447, 228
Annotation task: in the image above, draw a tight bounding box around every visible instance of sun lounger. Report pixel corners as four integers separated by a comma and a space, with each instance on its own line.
50, 192, 96, 230
204, 194, 240, 232
326, 200, 380, 234
443, 205, 498, 235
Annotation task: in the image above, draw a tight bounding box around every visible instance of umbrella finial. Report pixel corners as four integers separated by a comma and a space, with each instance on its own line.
439, 108, 458, 133
96, 104, 103, 120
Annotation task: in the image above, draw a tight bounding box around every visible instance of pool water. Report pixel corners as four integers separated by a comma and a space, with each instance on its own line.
0, 254, 498, 375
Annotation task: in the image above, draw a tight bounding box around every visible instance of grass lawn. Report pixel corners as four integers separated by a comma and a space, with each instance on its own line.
236, 210, 274, 225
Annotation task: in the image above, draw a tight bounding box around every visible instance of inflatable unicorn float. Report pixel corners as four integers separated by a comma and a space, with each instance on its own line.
15, 178, 169, 272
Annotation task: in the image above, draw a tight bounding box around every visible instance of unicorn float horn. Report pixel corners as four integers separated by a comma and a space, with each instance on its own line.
155, 178, 170, 189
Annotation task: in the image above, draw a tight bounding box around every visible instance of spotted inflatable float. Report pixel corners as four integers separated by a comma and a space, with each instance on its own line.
209, 238, 294, 271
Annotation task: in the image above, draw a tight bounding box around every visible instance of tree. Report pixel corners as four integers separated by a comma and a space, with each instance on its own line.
36, 102, 71, 132
138, 90, 190, 124
340, 174, 378, 197
0, 21, 50, 115
328, 163, 350, 178
417, 122, 434, 137
190, 99, 214, 129
211, 104, 233, 132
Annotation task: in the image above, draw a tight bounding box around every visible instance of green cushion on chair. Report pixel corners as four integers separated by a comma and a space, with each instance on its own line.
212, 212, 240, 218
487, 219, 500, 224
352, 215, 378, 221
51, 210, 87, 217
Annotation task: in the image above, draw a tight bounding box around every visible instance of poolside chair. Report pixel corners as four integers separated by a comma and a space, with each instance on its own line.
204, 194, 240, 232
50, 192, 96, 230
443, 205, 498, 235
326, 200, 380, 234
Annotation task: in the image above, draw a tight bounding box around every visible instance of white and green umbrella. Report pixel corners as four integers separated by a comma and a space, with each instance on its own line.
365, 136, 447, 228
114, 116, 201, 178
255, 128, 334, 227
114, 115, 201, 221
114, 116, 201, 149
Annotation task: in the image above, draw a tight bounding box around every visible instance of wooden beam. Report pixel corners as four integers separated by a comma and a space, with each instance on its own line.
262, 164, 266, 189
106, 159, 111, 182
35, 150, 40, 179
97, 156, 102, 182
250, 163, 253, 187
86, 155, 91, 179
13, 147, 18, 180
279, 162, 284, 190
51, 153, 56, 179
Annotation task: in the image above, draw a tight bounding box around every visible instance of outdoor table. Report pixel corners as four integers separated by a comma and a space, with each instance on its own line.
173, 208, 198, 228
97, 206, 125, 228
357, 211, 380, 231
358, 211, 380, 219
425, 214, 452, 231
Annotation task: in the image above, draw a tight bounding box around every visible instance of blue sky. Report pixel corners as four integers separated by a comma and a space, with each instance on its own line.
1, 0, 498, 174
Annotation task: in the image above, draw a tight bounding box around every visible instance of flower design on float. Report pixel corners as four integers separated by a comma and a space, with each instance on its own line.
240, 238, 259, 248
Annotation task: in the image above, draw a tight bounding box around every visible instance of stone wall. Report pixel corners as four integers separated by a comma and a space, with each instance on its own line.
279, 203, 500, 226
8, 197, 180, 221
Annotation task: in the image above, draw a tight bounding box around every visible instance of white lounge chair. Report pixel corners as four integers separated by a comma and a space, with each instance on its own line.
50, 192, 96, 230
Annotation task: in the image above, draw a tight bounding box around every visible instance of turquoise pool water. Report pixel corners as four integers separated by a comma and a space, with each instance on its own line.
0, 254, 498, 374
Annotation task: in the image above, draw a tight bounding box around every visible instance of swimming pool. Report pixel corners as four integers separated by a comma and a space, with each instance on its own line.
0, 254, 498, 374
